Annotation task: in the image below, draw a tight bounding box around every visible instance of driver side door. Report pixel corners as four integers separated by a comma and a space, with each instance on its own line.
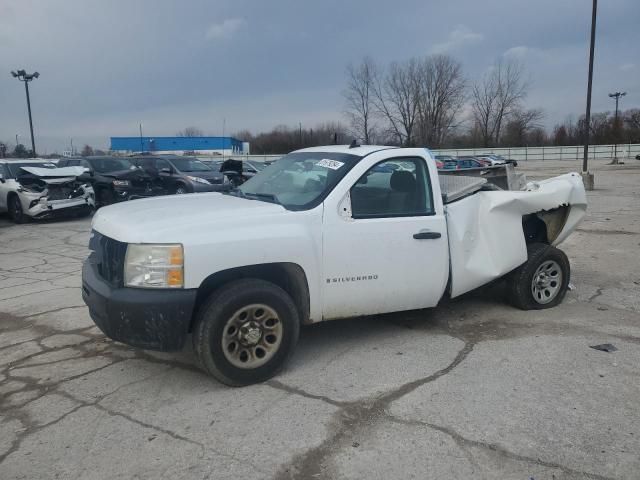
321, 156, 449, 319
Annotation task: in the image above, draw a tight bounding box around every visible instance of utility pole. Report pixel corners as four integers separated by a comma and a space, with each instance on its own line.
608, 91, 626, 164
222, 117, 226, 161
139, 123, 144, 153
581, 0, 597, 190
11, 70, 39, 157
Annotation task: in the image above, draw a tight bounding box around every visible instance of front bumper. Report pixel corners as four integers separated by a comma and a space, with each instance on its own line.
82, 261, 197, 351
26, 194, 95, 219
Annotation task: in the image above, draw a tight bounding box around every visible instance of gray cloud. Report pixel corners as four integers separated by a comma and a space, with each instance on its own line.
430, 25, 484, 54
1, 0, 639, 152
205, 18, 247, 40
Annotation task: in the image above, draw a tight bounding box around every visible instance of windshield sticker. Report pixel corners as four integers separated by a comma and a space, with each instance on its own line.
316, 159, 344, 170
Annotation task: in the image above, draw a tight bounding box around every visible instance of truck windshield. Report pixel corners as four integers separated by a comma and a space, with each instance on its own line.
236, 152, 361, 210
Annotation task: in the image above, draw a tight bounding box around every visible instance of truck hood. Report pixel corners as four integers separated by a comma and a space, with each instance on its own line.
92, 193, 288, 243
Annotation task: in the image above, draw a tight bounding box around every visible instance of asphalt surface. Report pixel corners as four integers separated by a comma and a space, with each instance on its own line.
1, 158, 639, 479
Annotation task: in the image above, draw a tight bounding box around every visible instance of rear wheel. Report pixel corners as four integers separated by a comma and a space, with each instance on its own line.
8, 195, 27, 224
507, 243, 570, 310
193, 279, 300, 386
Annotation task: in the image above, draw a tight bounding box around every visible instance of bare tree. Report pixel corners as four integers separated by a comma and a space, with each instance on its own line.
415, 55, 466, 148
81, 144, 94, 156
372, 58, 421, 146
471, 59, 528, 147
343, 57, 379, 144
176, 126, 204, 137
502, 108, 544, 146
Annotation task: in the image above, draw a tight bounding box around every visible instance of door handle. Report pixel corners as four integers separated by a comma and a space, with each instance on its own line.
413, 231, 441, 240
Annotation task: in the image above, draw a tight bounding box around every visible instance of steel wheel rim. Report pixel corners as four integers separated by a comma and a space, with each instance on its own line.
176, 187, 186, 194
531, 260, 562, 304
221, 304, 283, 369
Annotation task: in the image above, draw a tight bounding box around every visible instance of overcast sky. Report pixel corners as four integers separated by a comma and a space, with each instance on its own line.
1, 0, 639, 152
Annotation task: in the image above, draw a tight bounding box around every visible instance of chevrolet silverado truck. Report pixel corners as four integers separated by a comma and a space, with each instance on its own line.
82, 145, 587, 386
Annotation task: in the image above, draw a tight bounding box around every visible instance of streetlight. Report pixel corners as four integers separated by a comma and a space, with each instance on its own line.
581, 0, 597, 190
10, 69, 39, 157
608, 91, 626, 164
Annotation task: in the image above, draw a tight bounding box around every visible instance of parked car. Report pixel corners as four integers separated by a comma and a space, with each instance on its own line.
129, 155, 229, 194
83, 145, 586, 386
456, 157, 487, 169
58, 156, 166, 207
0, 159, 94, 223
477, 154, 518, 167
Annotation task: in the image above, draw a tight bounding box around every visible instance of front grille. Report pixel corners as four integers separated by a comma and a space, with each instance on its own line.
88, 230, 127, 286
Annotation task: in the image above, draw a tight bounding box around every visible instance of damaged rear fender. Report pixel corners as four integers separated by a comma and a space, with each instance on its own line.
446, 172, 586, 298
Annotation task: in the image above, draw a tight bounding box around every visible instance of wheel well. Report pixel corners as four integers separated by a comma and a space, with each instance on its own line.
522, 206, 570, 245
190, 263, 310, 331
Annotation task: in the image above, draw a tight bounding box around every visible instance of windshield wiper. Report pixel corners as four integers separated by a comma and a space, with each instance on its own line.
243, 192, 281, 205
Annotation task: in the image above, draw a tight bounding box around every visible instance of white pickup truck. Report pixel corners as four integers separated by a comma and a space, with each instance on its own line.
82, 145, 586, 386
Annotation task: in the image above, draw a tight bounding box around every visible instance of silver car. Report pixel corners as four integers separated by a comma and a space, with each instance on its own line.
0, 159, 95, 223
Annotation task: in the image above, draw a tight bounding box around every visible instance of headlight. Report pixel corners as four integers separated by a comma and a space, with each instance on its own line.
187, 176, 210, 185
124, 244, 184, 288
113, 180, 130, 187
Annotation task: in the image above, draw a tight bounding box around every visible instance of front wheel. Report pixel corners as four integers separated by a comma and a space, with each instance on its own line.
506, 243, 570, 310
174, 184, 189, 195
8, 195, 27, 224
193, 279, 300, 386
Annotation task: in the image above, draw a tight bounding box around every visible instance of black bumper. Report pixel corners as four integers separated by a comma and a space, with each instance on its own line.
82, 261, 197, 351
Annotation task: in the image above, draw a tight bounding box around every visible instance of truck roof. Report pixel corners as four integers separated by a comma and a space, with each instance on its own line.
293, 145, 398, 156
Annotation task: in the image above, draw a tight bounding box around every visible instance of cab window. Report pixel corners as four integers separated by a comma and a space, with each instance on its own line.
350, 157, 434, 218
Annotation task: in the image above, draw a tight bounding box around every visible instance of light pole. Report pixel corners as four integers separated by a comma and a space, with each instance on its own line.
11, 69, 39, 157
581, 0, 597, 190
608, 91, 626, 163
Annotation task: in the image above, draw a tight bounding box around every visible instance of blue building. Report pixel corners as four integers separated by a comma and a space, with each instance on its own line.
110, 136, 248, 155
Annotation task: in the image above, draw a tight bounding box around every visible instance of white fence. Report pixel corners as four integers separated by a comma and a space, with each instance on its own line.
195, 143, 640, 163
433, 143, 640, 162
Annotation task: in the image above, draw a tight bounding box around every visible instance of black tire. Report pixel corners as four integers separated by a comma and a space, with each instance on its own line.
75, 205, 94, 218
97, 188, 115, 208
8, 194, 27, 224
506, 243, 570, 310
193, 279, 300, 386
174, 184, 189, 195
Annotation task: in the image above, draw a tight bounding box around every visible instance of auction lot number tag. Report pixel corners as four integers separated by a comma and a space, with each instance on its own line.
316, 159, 344, 170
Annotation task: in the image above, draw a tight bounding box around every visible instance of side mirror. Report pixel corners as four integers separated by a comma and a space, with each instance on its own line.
0, 173, 4, 183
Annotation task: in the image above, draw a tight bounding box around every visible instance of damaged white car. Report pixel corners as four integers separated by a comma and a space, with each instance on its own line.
0, 160, 95, 223
82, 145, 586, 386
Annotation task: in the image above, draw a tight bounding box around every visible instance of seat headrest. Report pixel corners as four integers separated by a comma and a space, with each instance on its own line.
390, 170, 416, 192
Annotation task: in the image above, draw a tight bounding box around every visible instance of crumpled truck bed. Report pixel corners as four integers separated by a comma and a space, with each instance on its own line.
445, 172, 587, 298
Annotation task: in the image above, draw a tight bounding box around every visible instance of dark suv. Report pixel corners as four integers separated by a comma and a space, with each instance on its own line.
130, 155, 229, 194
58, 156, 167, 207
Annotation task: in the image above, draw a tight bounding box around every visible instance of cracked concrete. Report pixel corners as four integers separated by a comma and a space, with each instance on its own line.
1, 159, 640, 479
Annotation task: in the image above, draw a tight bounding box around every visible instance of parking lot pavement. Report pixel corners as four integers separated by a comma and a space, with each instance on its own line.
1, 158, 639, 479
